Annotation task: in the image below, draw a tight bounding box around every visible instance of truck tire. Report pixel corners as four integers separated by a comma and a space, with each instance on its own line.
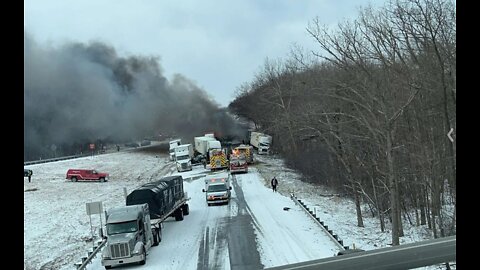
153, 227, 162, 246
153, 230, 159, 246
100, 177, 105, 182
71, 177, 77, 182
182, 204, 190, 215
139, 248, 146, 265
105, 266, 112, 269
174, 208, 184, 221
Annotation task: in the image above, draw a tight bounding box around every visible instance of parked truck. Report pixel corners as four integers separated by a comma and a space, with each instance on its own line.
194, 136, 215, 156
202, 172, 232, 206
250, 132, 272, 155
101, 175, 190, 269
175, 144, 194, 172
206, 140, 228, 170
229, 153, 248, 174
232, 144, 254, 164
66, 169, 109, 182
169, 139, 182, 161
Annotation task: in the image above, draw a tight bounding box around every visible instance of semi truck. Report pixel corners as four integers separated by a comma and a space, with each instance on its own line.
101, 175, 190, 269
169, 139, 182, 161
202, 172, 232, 206
250, 132, 272, 155
175, 144, 194, 172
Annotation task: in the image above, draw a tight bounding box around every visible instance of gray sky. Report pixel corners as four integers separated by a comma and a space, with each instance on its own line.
24, 0, 387, 107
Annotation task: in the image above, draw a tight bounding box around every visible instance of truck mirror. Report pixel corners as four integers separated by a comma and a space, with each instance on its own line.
229, 187, 232, 190
202, 189, 205, 192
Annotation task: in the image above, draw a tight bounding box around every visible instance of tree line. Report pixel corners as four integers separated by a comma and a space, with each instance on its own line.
229, 0, 456, 245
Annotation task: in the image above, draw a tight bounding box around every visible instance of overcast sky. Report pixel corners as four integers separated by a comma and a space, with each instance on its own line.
24, 0, 387, 107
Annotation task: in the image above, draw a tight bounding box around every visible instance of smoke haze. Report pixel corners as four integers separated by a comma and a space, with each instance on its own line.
24, 32, 247, 161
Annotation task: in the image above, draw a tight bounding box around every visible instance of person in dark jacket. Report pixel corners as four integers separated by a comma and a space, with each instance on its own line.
24, 169, 33, 183
271, 176, 278, 192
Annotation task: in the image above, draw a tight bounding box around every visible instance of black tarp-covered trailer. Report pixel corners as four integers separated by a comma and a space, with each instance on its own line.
160, 175, 184, 201
126, 175, 184, 219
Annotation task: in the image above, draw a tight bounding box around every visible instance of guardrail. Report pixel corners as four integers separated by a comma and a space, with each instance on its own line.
290, 193, 347, 251
74, 239, 107, 270
24, 154, 91, 166
265, 235, 456, 270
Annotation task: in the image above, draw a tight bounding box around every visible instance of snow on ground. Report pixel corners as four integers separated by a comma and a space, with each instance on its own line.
24, 147, 454, 270
253, 154, 455, 269
235, 169, 338, 267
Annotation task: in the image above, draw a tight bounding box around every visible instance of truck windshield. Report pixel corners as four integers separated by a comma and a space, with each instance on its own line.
207, 184, 227, 192
176, 155, 189, 161
107, 221, 138, 235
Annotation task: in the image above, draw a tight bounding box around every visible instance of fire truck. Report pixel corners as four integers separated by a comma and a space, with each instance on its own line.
229, 152, 248, 174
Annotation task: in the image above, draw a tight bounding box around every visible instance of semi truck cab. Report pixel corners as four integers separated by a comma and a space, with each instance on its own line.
101, 204, 158, 269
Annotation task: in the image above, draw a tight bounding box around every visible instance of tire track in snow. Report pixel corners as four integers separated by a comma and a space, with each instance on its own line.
197, 227, 210, 270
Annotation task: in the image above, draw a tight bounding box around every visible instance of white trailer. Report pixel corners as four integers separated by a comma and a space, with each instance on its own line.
194, 136, 215, 156
250, 132, 272, 155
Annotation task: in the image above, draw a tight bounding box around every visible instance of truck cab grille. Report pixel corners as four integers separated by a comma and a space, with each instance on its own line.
110, 242, 130, 259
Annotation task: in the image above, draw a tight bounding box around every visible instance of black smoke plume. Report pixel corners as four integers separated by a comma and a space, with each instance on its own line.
24, 32, 247, 161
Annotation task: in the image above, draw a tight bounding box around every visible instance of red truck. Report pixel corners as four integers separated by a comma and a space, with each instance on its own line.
66, 169, 109, 182
229, 153, 248, 174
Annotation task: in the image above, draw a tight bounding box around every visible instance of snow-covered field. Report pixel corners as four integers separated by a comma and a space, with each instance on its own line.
24, 146, 454, 269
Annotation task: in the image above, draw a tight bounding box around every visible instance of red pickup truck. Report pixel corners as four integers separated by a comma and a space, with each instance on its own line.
66, 169, 109, 182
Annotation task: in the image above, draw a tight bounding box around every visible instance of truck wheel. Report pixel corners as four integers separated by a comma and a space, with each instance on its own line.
71, 177, 77, 182
175, 208, 184, 221
100, 177, 105, 182
153, 230, 159, 246
158, 227, 162, 242
182, 204, 190, 215
105, 266, 112, 269
139, 248, 146, 265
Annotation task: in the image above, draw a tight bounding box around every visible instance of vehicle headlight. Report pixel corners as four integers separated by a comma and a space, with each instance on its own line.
102, 250, 110, 259
132, 245, 143, 255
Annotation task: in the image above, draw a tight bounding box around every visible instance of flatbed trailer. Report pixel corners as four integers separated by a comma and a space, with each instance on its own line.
102, 176, 191, 269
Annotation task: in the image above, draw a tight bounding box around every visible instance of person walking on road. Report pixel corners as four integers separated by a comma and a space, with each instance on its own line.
271, 176, 278, 192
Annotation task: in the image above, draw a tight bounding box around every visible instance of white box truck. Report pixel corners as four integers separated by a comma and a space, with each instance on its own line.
194, 136, 215, 156
175, 144, 194, 172
250, 132, 272, 155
